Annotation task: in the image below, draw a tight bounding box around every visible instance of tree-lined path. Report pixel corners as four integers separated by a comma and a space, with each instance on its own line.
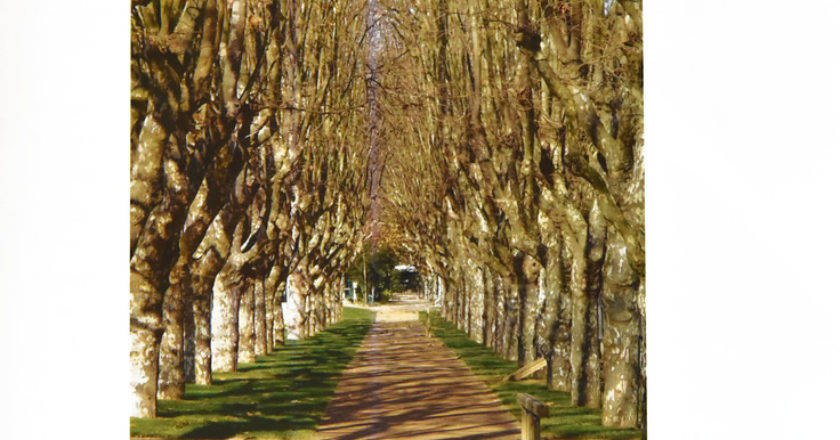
317, 295, 519, 439
130, 0, 645, 437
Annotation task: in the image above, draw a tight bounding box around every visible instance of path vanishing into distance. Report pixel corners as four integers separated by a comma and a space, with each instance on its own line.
316, 294, 520, 440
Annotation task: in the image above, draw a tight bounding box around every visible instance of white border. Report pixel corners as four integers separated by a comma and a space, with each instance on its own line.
1, 1, 839, 438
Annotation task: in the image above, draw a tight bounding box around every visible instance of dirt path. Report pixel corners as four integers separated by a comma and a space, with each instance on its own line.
316, 294, 519, 439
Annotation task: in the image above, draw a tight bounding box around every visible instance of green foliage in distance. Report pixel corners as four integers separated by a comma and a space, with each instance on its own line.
345, 244, 421, 301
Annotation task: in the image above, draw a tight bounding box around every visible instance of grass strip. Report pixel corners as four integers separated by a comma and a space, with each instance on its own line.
422, 311, 640, 440
130, 306, 375, 439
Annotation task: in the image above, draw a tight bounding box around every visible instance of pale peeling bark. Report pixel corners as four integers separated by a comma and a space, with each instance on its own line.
583, 200, 608, 407
435, 276, 445, 308
183, 285, 196, 383
263, 264, 285, 350
130, 0, 224, 412
546, 255, 572, 391
558, 203, 591, 406
211, 265, 240, 373
129, 326, 160, 417
601, 231, 640, 427
537, 209, 571, 390
273, 279, 286, 346
283, 271, 307, 340
532, 267, 549, 380
189, 235, 228, 385
468, 262, 485, 344
157, 278, 186, 399
131, 201, 190, 417
131, 0, 371, 419
458, 274, 466, 331
192, 265, 214, 385
264, 272, 276, 352
481, 267, 494, 347
317, 286, 327, 331
305, 295, 314, 337
130, 110, 167, 253
516, 254, 541, 364
237, 281, 256, 365
503, 278, 519, 362
254, 279, 268, 356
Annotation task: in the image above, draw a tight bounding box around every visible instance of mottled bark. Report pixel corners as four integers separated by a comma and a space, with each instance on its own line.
129, 325, 160, 417
238, 281, 256, 365
457, 270, 468, 333
284, 271, 307, 340
489, 273, 503, 353
467, 263, 485, 344
183, 285, 196, 383
157, 277, 186, 399
211, 265, 240, 373
273, 279, 286, 346
265, 276, 275, 352
516, 254, 541, 365
254, 278, 268, 356
129, 110, 166, 253
537, 210, 571, 390
364, 0, 385, 242
545, 254, 572, 391
503, 277, 519, 361
601, 231, 640, 427
558, 203, 591, 406
192, 271, 213, 385
263, 264, 284, 350
582, 201, 608, 407
482, 267, 494, 347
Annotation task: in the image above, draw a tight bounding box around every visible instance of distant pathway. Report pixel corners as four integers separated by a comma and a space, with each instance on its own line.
316, 294, 519, 440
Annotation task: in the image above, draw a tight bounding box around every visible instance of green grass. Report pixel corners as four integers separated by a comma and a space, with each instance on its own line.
130, 306, 375, 439
421, 311, 641, 440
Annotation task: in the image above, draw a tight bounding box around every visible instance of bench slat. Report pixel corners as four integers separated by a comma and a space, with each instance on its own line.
517, 393, 549, 417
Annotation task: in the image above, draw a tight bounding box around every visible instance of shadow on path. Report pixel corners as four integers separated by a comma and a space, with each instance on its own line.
130, 307, 374, 439
317, 297, 520, 440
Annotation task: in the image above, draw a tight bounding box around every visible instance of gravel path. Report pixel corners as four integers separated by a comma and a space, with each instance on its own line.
316, 294, 519, 439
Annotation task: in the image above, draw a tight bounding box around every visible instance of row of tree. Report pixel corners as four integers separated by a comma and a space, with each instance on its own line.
375, 0, 645, 429
129, 0, 375, 418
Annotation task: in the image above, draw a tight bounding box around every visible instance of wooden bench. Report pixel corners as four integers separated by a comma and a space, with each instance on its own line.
517, 393, 549, 440
505, 357, 547, 381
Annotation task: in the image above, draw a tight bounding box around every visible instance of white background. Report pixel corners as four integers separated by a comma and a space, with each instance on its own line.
1, 1, 838, 438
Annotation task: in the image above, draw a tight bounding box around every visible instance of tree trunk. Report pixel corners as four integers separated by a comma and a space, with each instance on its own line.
458, 271, 468, 332
480, 267, 492, 346
211, 266, 240, 373
157, 275, 186, 400
263, 265, 284, 350
489, 272, 503, 353
254, 278, 268, 356
540, 232, 571, 391
129, 325, 161, 417
265, 274, 275, 352
562, 205, 591, 406
284, 271, 306, 340
129, 115, 176, 418
467, 262, 484, 342
183, 286, 196, 383
601, 231, 640, 427
238, 281, 256, 365
516, 254, 540, 365
583, 201, 608, 407
273, 279, 286, 346
193, 274, 213, 385
503, 276, 519, 361
316, 287, 325, 332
